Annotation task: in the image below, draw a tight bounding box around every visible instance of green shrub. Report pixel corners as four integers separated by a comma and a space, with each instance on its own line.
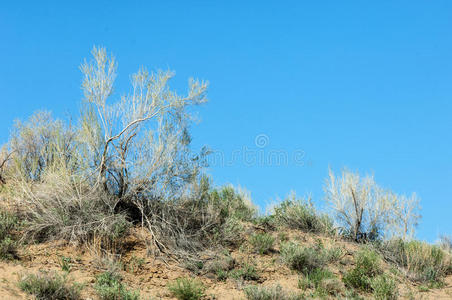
326, 247, 343, 263
168, 278, 205, 300
0, 210, 19, 259
343, 249, 382, 291
244, 285, 304, 300
280, 242, 327, 274
299, 268, 343, 297
380, 239, 451, 283
371, 275, 397, 300
298, 268, 334, 290
253, 215, 276, 230
273, 193, 332, 234
19, 271, 82, 300
250, 233, 275, 254
216, 269, 228, 281
94, 271, 139, 300
209, 186, 257, 221
230, 263, 260, 281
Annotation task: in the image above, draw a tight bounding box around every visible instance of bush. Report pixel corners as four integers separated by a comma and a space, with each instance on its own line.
168, 278, 205, 300
19, 271, 82, 300
230, 263, 260, 281
218, 216, 246, 247
324, 168, 421, 242
299, 268, 343, 297
273, 192, 332, 234
94, 271, 139, 300
250, 233, 275, 254
0, 210, 19, 259
298, 268, 333, 290
18, 172, 130, 249
244, 285, 304, 300
209, 186, 257, 221
343, 249, 382, 291
280, 242, 328, 274
380, 239, 451, 283
371, 275, 397, 300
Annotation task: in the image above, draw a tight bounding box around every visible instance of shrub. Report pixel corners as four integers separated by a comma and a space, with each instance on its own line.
204, 253, 235, 272
273, 192, 332, 234
218, 216, 246, 247
250, 233, 275, 254
343, 248, 382, 291
230, 263, 260, 281
17, 172, 130, 249
298, 268, 333, 290
209, 186, 257, 221
168, 278, 205, 300
371, 275, 397, 300
244, 285, 304, 300
324, 168, 421, 242
19, 271, 82, 300
280, 242, 327, 274
94, 271, 140, 300
326, 247, 344, 263
299, 268, 343, 296
439, 235, 452, 253
0, 210, 19, 259
380, 239, 451, 283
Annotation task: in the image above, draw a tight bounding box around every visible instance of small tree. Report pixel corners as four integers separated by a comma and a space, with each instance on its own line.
79, 47, 208, 200
324, 168, 420, 242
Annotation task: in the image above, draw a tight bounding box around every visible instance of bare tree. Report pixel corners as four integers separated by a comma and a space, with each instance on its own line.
79, 46, 208, 199
324, 168, 420, 242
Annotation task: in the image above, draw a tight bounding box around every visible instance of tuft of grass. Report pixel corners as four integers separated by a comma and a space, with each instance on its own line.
59, 256, 72, 273
273, 193, 332, 234
343, 248, 382, 291
19, 271, 82, 300
230, 263, 260, 281
280, 242, 327, 274
94, 271, 140, 300
298, 268, 333, 290
209, 186, 257, 221
298, 268, 343, 297
168, 278, 205, 300
244, 285, 304, 300
250, 233, 275, 255
371, 274, 397, 300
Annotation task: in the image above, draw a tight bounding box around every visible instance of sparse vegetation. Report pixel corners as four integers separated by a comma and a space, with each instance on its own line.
244, 285, 304, 300
0, 210, 19, 259
343, 248, 382, 291
298, 267, 343, 297
371, 274, 398, 300
380, 239, 451, 283
280, 242, 328, 274
94, 271, 140, 300
0, 46, 449, 300
168, 278, 205, 300
230, 263, 260, 281
250, 233, 275, 254
19, 271, 82, 300
273, 192, 332, 234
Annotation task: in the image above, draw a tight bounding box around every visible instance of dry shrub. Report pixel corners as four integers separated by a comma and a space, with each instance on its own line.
273, 192, 332, 234
325, 168, 421, 242
381, 239, 451, 283
13, 170, 130, 249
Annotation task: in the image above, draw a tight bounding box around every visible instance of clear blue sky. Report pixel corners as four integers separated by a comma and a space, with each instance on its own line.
1, 1, 451, 241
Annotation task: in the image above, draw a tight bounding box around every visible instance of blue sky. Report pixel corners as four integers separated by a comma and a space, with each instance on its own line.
1, 1, 451, 241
